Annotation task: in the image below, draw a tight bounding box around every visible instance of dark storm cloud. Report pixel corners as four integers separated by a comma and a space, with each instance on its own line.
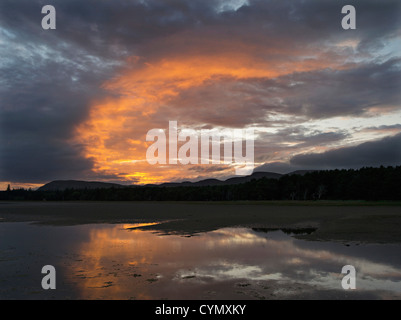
255, 133, 401, 173
0, 141, 93, 182
154, 57, 401, 128
252, 127, 350, 169
0, 37, 113, 183
290, 133, 401, 169
2, 0, 399, 63
275, 58, 401, 118
0, 0, 217, 61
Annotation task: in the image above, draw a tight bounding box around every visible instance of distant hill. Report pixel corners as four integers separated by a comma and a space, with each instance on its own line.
287, 170, 317, 176
224, 171, 283, 184
151, 171, 283, 187
38, 180, 125, 191
38, 172, 284, 190
156, 178, 223, 187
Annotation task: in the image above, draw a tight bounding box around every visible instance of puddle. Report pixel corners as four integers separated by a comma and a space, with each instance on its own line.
0, 222, 400, 299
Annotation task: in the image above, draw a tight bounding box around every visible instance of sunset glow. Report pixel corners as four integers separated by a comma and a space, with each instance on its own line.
1, 0, 400, 187
74, 50, 358, 184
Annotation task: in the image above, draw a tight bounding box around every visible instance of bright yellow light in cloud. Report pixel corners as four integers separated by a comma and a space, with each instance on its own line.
75, 49, 347, 184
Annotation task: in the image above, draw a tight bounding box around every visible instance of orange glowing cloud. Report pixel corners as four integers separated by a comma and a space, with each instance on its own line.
74, 46, 348, 184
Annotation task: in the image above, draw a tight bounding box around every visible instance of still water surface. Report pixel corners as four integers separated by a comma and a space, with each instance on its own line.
1, 222, 400, 299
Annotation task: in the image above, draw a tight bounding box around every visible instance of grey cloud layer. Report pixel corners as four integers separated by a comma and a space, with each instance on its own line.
1, 0, 400, 183
291, 132, 401, 169
159, 58, 401, 128
255, 133, 401, 173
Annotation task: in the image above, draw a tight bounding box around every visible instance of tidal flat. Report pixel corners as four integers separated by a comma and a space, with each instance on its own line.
1, 201, 401, 243
0, 201, 401, 299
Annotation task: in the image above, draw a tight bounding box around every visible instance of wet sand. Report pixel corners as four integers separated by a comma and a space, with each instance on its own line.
1, 201, 401, 243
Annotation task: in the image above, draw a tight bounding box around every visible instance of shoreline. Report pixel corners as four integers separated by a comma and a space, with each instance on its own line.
1, 201, 401, 244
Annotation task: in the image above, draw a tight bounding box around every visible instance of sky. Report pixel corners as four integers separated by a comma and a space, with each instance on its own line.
1, 0, 401, 189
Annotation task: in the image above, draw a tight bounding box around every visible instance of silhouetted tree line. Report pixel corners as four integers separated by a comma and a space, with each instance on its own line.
1, 166, 400, 201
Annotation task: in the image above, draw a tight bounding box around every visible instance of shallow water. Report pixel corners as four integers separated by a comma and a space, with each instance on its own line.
0, 221, 400, 299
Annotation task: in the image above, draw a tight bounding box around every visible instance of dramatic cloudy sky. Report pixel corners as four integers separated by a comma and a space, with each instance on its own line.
1, 0, 400, 188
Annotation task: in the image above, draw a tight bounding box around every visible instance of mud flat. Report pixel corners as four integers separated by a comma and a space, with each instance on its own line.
1, 201, 401, 243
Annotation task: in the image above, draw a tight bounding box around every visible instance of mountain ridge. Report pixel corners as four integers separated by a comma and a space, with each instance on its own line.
38, 171, 306, 191
38, 180, 125, 191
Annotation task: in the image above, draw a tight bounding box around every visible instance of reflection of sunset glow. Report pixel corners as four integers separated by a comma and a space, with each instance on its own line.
74, 51, 347, 184
123, 222, 161, 229
63, 225, 401, 299
204, 228, 268, 248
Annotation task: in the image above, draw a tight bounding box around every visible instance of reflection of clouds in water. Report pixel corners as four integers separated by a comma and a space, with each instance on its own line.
3, 222, 400, 299
203, 228, 270, 248
172, 228, 401, 294
176, 263, 284, 282
304, 270, 401, 293
67, 224, 401, 298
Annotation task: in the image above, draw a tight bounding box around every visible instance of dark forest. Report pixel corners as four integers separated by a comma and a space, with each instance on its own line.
1, 166, 400, 201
